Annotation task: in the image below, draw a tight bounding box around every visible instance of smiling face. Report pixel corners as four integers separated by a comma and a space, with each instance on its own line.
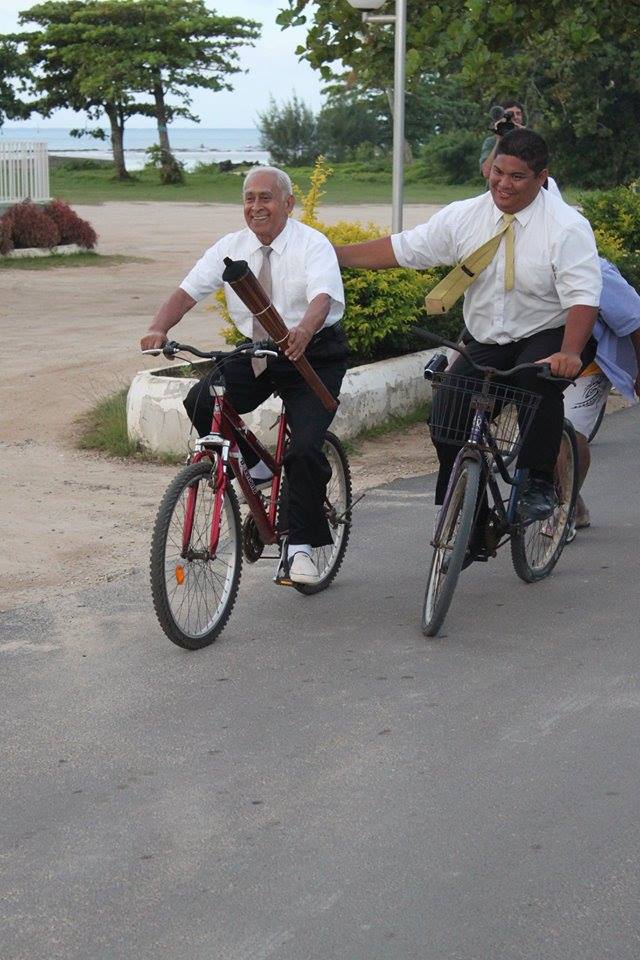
489, 154, 548, 214
243, 171, 294, 244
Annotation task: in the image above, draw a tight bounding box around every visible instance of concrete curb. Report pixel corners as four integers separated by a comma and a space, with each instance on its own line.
127, 349, 438, 456
2, 243, 85, 259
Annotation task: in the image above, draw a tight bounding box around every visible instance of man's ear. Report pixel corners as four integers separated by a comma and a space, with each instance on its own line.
537, 167, 549, 187
285, 193, 295, 214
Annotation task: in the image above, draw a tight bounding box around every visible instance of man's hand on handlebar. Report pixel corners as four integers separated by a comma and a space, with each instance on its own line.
141, 331, 168, 353
536, 351, 582, 379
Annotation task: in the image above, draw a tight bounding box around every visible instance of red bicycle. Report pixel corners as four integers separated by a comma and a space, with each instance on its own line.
144, 340, 352, 650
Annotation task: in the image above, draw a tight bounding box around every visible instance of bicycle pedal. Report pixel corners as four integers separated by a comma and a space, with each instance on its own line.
274, 575, 295, 588
274, 556, 293, 587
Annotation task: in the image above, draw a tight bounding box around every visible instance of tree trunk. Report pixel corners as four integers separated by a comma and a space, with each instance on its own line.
105, 102, 131, 180
153, 79, 184, 185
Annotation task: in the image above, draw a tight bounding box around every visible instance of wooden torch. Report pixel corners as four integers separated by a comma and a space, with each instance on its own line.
221, 256, 338, 413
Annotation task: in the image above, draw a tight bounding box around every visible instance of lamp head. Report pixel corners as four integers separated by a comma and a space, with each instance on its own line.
346, 0, 387, 9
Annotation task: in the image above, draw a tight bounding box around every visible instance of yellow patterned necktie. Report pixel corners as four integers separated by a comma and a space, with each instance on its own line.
425, 213, 516, 314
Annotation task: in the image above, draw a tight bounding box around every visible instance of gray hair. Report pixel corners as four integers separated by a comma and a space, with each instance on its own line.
242, 166, 293, 198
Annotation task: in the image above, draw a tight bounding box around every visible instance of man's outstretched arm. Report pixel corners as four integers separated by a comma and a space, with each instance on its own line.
141, 288, 197, 350
334, 236, 399, 270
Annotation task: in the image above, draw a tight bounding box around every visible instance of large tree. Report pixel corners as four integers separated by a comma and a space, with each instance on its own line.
257, 93, 318, 166
16, 0, 157, 179
278, 0, 640, 186
14, 0, 260, 183
87, 0, 261, 184
0, 39, 31, 127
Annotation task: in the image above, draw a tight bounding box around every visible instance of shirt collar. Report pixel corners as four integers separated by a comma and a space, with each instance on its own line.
247, 216, 292, 255
491, 188, 543, 228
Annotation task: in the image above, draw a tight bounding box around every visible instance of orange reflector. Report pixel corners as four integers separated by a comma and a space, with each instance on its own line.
175, 565, 186, 585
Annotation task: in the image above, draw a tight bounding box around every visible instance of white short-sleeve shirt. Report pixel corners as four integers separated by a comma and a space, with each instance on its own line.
391, 189, 602, 345
180, 217, 344, 338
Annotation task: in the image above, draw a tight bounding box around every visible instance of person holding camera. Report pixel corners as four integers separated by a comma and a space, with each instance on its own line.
479, 99, 525, 180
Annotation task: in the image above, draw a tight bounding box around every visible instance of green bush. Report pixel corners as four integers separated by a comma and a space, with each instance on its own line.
580, 187, 640, 251
580, 186, 640, 289
411, 132, 484, 186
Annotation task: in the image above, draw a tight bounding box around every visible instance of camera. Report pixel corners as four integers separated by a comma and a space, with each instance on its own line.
489, 106, 516, 137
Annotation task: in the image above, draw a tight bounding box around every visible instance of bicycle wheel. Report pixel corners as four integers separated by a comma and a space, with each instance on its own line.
150, 459, 242, 649
510, 420, 578, 583
421, 456, 481, 637
292, 431, 352, 596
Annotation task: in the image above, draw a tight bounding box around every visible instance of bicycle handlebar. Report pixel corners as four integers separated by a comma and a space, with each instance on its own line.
412, 326, 559, 380
141, 339, 279, 362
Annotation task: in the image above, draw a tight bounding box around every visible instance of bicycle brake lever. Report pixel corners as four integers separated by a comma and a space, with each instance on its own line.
162, 340, 181, 358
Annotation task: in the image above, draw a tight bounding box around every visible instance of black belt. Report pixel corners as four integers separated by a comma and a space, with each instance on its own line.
310, 322, 343, 344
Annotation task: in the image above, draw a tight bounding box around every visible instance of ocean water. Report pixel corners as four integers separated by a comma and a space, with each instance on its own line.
0, 126, 269, 170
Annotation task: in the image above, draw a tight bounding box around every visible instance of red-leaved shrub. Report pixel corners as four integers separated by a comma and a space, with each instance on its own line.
44, 199, 97, 248
4, 201, 60, 249
0, 218, 14, 255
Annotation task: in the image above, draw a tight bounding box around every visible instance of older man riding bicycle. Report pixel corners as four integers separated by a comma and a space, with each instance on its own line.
142, 165, 348, 586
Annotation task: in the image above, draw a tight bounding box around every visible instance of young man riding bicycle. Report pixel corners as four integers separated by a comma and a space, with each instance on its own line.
335, 129, 602, 556
142, 166, 348, 586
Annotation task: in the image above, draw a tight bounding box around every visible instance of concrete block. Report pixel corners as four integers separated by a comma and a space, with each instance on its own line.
127, 349, 438, 456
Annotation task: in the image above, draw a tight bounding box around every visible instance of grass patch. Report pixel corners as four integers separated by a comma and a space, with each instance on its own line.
0, 252, 150, 270
342, 401, 429, 457
77, 387, 183, 464
50, 160, 486, 206
49, 158, 587, 207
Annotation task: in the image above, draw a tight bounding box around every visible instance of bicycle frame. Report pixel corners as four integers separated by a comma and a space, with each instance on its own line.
433, 393, 529, 549
183, 384, 287, 557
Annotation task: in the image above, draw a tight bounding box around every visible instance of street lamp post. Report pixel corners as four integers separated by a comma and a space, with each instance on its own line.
346, 0, 407, 232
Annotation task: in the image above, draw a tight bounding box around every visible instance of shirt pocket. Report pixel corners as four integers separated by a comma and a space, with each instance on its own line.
280, 256, 308, 312
517, 257, 556, 297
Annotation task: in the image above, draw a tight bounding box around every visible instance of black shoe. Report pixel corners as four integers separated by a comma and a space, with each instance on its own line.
519, 478, 557, 522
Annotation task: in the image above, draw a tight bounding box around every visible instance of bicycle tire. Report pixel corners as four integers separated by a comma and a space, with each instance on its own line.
292, 431, 352, 596
421, 457, 481, 637
587, 403, 606, 443
150, 459, 242, 649
510, 419, 578, 583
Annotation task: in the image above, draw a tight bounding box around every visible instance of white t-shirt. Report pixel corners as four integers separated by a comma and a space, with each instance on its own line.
391, 189, 602, 345
180, 217, 345, 338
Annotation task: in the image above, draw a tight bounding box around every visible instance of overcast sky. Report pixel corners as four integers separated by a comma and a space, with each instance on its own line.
1, 0, 328, 129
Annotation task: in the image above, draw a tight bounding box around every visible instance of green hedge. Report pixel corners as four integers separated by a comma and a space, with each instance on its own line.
580, 186, 640, 290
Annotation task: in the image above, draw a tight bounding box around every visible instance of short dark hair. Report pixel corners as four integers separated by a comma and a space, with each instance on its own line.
502, 98, 524, 113
494, 128, 549, 175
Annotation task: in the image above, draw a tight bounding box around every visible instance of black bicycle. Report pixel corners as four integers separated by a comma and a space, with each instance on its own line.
418, 330, 578, 637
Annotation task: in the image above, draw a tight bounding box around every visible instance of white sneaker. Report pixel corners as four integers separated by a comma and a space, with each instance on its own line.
289, 552, 320, 585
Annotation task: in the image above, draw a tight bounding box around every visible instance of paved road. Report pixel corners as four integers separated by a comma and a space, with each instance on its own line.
2, 408, 639, 960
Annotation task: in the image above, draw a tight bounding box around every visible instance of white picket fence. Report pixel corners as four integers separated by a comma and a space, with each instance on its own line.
0, 140, 50, 204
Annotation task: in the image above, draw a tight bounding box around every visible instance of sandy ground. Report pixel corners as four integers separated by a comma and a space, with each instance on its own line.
1, 201, 443, 612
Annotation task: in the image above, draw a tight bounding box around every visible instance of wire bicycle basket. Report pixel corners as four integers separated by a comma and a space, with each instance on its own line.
428, 372, 542, 457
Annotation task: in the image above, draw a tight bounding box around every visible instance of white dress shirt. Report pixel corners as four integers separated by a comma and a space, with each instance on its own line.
391, 189, 602, 345
180, 217, 345, 338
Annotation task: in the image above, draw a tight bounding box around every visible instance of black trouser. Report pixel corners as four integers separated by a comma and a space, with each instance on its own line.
184, 324, 348, 547
432, 327, 596, 504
